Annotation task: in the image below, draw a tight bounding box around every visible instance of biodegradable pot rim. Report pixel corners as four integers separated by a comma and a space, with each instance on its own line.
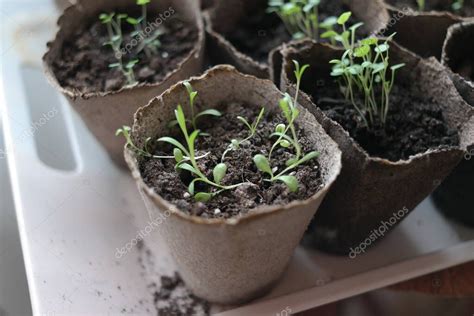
441, 20, 474, 89
204, 0, 390, 76
125, 65, 342, 227
203, 11, 269, 73
279, 39, 469, 165
385, 4, 466, 20
43, 0, 205, 100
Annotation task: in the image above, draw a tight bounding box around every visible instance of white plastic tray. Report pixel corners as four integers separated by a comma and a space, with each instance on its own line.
1, 1, 474, 315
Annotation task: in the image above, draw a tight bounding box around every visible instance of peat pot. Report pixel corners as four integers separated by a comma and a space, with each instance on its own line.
124, 65, 342, 303
433, 20, 474, 227
43, 0, 205, 167
276, 40, 474, 254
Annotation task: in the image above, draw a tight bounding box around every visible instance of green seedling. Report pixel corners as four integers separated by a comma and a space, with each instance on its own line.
416, 0, 425, 11
268, 0, 323, 40
116, 126, 209, 163
221, 107, 265, 162
320, 12, 364, 51
320, 16, 338, 45
168, 81, 222, 133
452, 0, 464, 11
253, 60, 319, 192
330, 31, 405, 127
159, 105, 246, 202
269, 61, 308, 161
127, 0, 164, 57
109, 59, 139, 86
100, 12, 138, 86
416, 0, 462, 12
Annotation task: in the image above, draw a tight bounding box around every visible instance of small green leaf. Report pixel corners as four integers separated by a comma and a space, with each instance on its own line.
115, 126, 131, 137
275, 124, 286, 133
253, 154, 273, 176
320, 16, 337, 28
292, 32, 305, 40
213, 163, 227, 184
349, 22, 364, 32
321, 30, 338, 39
348, 65, 362, 75
337, 12, 351, 25
276, 175, 299, 192
126, 59, 139, 69
183, 81, 194, 95
354, 45, 370, 58
188, 180, 196, 195
386, 32, 397, 41
177, 163, 199, 175
157, 136, 188, 155
298, 151, 320, 165
126, 17, 140, 25
330, 68, 344, 76
189, 130, 200, 150
173, 148, 184, 163
175, 105, 187, 135
196, 109, 222, 119
237, 117, 252, 131
279, 97, 292, 122
390, 63, 405, 71
189, 91, 198, 105
111, 35, 121, 42
371, 63, 385, 74
231, 139, 240, 149
188, 178, 206, 196
99, 12, 114, 23
303, 0, 320, 12
195, 192, 212, 202
374, 43, 389, 53
293, 60, 309, 83
280, 140, 291, 148
270, 132, 295, 146
282, 2, 300, 15
361, 37, 378, 46
254, 107, 265, 129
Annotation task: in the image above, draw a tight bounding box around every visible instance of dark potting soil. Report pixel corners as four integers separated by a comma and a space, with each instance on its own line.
225, 0, 366, 64
152, 273, 209, 316
311, 85, 460, 161
140, 103, 323, 219
52, 11, 198, 94
453, 58, 474, 82
386, 0, 474, 17
137, 241, 210, 316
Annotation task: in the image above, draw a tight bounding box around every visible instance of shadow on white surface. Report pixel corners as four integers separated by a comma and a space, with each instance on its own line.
0, 124, 32, 316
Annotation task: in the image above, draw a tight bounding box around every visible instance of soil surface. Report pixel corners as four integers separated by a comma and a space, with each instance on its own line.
225, 0, 367, 64
453, 58, 474, 82
140, 103, 323, 219
309, 84, 460, 161
387, 0, 474, 17
52, 10, 198, 94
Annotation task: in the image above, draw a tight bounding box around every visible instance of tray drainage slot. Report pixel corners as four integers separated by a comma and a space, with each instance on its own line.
20, 65, 76, 171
